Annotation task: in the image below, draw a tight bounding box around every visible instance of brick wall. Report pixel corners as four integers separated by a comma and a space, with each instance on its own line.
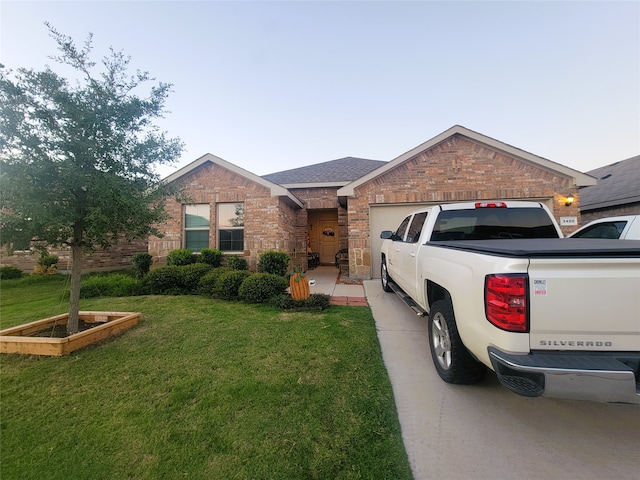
149, 162, 301, 270
1, 238, 148, 273
346, 134, 581, 278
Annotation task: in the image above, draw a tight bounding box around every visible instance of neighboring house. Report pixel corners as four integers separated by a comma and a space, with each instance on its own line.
577, 155, 640, 224
151, 125, 596, 280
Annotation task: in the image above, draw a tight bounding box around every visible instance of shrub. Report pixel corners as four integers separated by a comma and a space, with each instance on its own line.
238, 273, 289, 304
199, 248, 223, 267
269, 293, 331, 311
34, 252, 59, 275
226, 255, 248, 271
217, 270, 252, 300
79, 274, 142, 298
37, 253, 59, 268
198, 267, 233, 296
131, 253, 153, 279
258, 250, 290, 276
167, 249, 195, 266
0, 266, 23, 280
143, 265, 183, 294
179, 263, 212, 292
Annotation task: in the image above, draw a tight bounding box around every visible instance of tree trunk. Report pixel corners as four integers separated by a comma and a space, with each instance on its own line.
67, 244, 83, 335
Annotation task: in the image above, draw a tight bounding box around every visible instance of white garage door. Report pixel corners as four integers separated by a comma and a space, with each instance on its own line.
369, 203, 433, 279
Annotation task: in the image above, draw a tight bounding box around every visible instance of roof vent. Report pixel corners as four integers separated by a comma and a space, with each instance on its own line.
600, 173, 612, 180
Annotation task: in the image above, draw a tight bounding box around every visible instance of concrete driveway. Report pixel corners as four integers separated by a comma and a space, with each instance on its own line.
364, 280, 640, 480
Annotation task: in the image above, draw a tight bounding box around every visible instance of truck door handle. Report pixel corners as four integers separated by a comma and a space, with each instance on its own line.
410, 252, 416, 257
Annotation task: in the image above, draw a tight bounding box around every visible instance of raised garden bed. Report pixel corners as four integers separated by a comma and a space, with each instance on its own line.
0, 311, 140, 356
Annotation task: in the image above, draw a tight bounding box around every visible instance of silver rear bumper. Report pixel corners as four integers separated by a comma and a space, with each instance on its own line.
488, 347, 640, 404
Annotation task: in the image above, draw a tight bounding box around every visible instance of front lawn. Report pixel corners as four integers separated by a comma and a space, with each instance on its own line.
0, 275, 412, 479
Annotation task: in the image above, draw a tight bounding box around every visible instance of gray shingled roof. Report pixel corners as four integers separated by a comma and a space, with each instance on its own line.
262, 157, 387, 185
579, 155, 640, 211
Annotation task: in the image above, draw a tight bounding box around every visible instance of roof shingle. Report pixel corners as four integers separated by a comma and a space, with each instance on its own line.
262, 157, 386, 186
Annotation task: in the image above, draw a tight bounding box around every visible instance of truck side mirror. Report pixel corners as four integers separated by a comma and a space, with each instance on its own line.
380, 230, 394, 239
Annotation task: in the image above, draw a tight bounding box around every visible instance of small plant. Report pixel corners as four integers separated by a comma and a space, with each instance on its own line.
199, 248, 223, 267
216, 270, 252, 300
238, 273, 289, 304
226, 255, 248, 271
34, 252, 59, 275
167, 248, 195, 266
0, 266, 23, 280
258, 250, 290, 276
131, 253, 153, 279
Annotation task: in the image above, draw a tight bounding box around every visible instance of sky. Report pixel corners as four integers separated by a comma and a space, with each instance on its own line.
1, 0, 639, 179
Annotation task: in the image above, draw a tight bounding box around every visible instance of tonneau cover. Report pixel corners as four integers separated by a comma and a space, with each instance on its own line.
428, 238, 640, 257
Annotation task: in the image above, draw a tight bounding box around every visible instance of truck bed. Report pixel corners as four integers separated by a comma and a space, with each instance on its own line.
428, 238, 640, 257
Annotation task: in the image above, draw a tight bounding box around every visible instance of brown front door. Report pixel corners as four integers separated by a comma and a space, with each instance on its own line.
318, 220, 338, 264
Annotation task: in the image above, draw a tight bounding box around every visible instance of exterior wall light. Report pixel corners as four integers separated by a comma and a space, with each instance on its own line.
565, 194, 575, 206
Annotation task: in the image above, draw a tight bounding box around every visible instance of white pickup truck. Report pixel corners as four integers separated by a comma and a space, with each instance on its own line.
380, 201, 640, 403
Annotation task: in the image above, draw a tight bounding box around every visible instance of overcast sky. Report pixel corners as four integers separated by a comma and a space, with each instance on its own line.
1, 0, 638, 178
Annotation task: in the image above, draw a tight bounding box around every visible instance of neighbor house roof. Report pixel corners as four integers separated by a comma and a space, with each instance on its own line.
579, 155, 640, 211
162, 153, 304, 208
262, 157, 387, 188
337, 125, 597, 196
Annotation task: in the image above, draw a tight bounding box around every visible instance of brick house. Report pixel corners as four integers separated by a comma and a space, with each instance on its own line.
150, 125, 596, 280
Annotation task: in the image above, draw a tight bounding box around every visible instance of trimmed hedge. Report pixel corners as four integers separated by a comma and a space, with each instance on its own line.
217, 270, 252, 300
80, 274, 143, 298
199, 248, 223, 267
226, 255, 248, 271
179, 263, 213, 292
198, 267, 233, 296
167, 249, 195, 266
0, 266, 23, 280
258, 250, 290, 277
131, 253, 153, 279
238, 273, 289, 304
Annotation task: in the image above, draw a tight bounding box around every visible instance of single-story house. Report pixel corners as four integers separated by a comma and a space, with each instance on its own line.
577, 155, 640, 223
150, 125, 596, 280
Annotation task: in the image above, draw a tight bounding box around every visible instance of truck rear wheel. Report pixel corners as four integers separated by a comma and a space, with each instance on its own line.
381, 258, 393, 292
428, 299, 486, 384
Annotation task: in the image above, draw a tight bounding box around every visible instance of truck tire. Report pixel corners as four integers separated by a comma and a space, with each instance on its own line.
428, 299, 486, 384
381, 258, 393, 292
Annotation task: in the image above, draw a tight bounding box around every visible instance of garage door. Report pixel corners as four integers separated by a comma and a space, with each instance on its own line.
369, 203, 433, 279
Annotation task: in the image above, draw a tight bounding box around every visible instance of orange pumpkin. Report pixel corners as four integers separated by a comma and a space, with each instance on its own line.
289, 271, 311, 300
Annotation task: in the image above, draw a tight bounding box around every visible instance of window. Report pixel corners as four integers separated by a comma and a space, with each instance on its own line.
184, 204, 210, 252
571, 221, 625, 239
393, 216, 411, 241
218, 203, 244, 252
406, 212, 428, 243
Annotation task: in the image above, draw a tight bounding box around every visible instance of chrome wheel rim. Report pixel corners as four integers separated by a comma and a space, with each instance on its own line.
381, 263, 388, 288
431, 312, 452, 370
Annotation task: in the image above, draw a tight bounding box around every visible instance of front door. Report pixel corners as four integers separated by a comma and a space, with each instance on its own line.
318, 220, 338, 264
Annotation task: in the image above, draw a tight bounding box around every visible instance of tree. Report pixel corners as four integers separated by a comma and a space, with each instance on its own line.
0, 24, 184, 333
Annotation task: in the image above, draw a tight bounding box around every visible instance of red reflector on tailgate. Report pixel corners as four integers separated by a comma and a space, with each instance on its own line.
485, 274, 528, 332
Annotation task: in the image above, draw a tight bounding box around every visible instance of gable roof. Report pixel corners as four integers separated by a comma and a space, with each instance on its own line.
163, 153, 304, 208
579, 155, 640, 211
262, 157, 386, 188
337, 125, 597, 196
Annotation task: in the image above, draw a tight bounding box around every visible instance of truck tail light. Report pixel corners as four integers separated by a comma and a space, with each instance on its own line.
485, 274, 528, 332
475, 201, 507, 208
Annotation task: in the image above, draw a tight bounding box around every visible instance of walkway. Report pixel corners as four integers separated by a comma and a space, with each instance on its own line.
306, 266, 368, 306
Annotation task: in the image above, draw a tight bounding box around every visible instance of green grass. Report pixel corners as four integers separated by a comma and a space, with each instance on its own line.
0, 275, 412, 479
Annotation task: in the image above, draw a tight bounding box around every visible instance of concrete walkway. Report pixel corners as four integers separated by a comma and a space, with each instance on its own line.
305, 266, 368, 306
